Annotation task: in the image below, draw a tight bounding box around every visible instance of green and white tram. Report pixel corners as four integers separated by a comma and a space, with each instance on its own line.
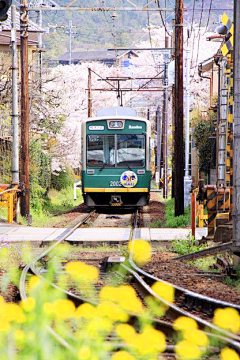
81, 107, 151, 208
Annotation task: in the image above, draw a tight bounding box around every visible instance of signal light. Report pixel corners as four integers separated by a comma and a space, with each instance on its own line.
215, 24, 228, 35
0, 0, 12, 21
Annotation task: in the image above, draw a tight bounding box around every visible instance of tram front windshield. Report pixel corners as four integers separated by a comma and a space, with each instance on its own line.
87, 134, 145, 168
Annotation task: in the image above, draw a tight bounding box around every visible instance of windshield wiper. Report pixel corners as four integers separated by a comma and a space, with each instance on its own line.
126, 163, 133, 171
99, 163, 107, 172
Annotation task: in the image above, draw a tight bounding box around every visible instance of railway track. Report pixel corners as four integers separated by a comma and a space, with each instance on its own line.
19, 208, 240, 357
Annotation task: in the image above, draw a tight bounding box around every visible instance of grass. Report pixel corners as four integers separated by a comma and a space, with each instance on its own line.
171, 233, 207, 255
0, 186, 83, 227
150, 198, 191, 228
223, 265, 240, 289
189, 257, 218, 272
69, 244, 121, 253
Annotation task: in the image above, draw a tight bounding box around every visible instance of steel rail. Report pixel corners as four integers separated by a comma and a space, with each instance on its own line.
19, 210, 95, 299
127, 213, 240, 349
121, 263, 240, 350
19, 210, 96, 351
173, 241, 233, 261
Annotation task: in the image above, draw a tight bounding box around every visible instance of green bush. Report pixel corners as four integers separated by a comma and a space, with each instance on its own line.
30, 141, 51, 190
29, 141, 52, 212
30, 182, 47, 212
164, 198, 190, 228
51, 166, 75, 191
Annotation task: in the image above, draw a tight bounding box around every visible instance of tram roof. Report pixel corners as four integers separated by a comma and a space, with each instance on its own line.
96, 107, 137, 117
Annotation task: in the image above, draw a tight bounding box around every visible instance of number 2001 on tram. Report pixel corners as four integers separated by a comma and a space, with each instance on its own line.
81, 106, 151, 208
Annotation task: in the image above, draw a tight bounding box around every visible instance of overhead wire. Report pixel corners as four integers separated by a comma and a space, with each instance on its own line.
156, 0, 171, 37
203, 0, 213, 34
193, 0, 204, 79
146, 1, 158, 68
189, 0, 196, 38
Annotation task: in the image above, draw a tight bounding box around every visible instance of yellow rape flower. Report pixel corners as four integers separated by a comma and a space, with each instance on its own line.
14, 329, 25, 341
0, 320, 10, 332
213, 307, 240, 333
99, 285, 143, 314
100, 286, 119, 302
220, 347, 240, 360
78, 346, 91, 360
28, 275, 41, 292
97, 301, 129, 322
53, 299, 75, 319
75, 303, 97, 319
14, 329, 25, 349
130, 326, 166, 355
5, 303, 26, 322
111, 351, 136, 360
128, 239, 152, 265
116, 323, 136, 341
173, 316, 198, 332
142, 326, 166, 353
20, 297, 36, 312
87, 317, 113, 337
65, 261, 99, 283
175, 340, 202, 359
151, 281, 175, 304
183, 329, 209, 347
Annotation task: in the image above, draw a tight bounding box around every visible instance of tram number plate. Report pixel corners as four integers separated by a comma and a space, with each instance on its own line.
110, 181, 121, 187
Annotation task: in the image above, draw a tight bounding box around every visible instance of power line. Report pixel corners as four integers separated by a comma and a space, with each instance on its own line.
194, 0, 204, 78
146, 2, 158, 68
203, 0, 213, 34
189, 0, 196, 38
156, 0, 171, 37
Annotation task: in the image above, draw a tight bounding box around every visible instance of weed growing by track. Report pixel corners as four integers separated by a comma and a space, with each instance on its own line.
224, 265, 240, 290
171, 233, 206, 255
150, 198, 191, 228
17, 187, 83, 227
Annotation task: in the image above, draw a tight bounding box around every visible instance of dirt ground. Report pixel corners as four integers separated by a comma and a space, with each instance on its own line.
144, 251, 240, 305
41, 192, 165, 228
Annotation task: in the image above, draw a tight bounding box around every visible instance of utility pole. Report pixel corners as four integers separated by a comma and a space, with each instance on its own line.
11, 5, 19, 185
171, 20, 175, 199
37, 9, 43, 89
20, 0, 30, 217
69, 20, 72, 64
232, 0, 240, 253
88, 68, 92, 117
184, 48, 192, 206
163, 37, 169, 199
156, 105, 162, 189
174, 0, 184, 216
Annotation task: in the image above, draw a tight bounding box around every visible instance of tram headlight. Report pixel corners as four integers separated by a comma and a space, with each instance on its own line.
109, 121, 123, 129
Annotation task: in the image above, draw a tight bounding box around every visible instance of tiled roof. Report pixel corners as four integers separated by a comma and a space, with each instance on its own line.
58, 50, 137, 62
1, 8, 45, 32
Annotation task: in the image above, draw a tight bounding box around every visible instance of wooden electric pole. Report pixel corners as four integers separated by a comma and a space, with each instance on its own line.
232, 0, 240, 253
163, 36, 169, 199
20, 0, 30, 217
174, 0, 184, 216
88, 68, 92, 117
171, 20, 175, 199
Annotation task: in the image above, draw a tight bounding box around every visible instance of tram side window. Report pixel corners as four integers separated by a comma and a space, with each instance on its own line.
117, 134, 145, 167
87, 135, 115, 167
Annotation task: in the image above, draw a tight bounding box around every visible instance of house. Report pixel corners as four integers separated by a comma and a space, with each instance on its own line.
58, 50, 138, 67
0, 8, 45, 64
198, 56, 219, 110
